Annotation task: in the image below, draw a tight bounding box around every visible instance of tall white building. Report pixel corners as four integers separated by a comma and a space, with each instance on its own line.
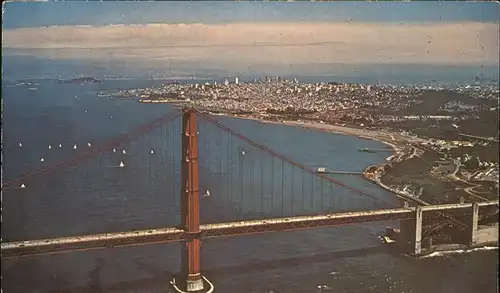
235, 77, 239, 85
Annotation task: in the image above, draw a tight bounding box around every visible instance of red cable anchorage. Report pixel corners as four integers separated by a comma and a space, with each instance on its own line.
195, 109, 398, 208
3, 110, 182, 189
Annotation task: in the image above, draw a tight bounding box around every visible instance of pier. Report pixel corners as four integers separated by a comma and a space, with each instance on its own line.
358, 148, 393, 153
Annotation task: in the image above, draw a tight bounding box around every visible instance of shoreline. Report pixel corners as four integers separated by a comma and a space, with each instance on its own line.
220, 114, 399, 149
211, 112, 425, 205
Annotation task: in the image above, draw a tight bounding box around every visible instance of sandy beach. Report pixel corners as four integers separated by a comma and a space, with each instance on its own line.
224, 114, 400, 152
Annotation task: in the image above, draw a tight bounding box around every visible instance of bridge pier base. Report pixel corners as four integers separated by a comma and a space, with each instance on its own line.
179, 239, 205, 292
186, 278, 205, 292
171, 273, 214, 293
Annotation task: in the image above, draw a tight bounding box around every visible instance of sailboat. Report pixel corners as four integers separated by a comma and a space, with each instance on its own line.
107, 161, 125, 168
40, 157, 45, 162
203, 190, 211, 197
9, 183, 27, 190
48, 144, 52, 150
18, 143, 23, 148
73, 144, 78, 150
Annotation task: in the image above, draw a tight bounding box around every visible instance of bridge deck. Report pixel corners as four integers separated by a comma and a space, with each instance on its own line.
3, 201, 497, 258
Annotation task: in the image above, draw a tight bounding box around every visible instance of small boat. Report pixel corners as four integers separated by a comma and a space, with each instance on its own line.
122, 149, 127, 155
119, 161, 125, 168
48, 144, 52, 150
113, 148, 117, 153
241, 150, 246, 156
203, 190, 211, 197
358, 148, 377, 153
87, 142, 92, 148
379, 226, 399, 244
20, 184, 26, 189
59, 144, 63, 148
382, 236, 396, 244
73, 144, 78, 150
18, 143, 23, 148
40, 157, 45, 162
385, 226, 400, 237
150, 149, 155, 154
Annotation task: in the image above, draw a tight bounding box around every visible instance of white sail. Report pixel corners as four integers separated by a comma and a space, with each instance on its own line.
119, 161, 125, 168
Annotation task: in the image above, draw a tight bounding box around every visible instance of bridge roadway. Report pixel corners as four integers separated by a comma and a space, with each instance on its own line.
2, 201, 498, 258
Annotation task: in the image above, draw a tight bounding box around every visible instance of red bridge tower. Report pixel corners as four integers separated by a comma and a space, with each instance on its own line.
176, 108, 207, 292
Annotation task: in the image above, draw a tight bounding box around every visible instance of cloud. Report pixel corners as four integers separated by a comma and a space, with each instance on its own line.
3, 22, 499, 68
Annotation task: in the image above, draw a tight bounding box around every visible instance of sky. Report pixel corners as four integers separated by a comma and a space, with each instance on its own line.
2, 2, 499, 28
2, 1, 499, 78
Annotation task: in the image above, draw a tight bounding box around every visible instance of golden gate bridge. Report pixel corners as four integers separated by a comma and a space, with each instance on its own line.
2, 108, 498, 293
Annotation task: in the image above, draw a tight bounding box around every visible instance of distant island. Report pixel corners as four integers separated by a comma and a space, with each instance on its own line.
58, 77, 101, 84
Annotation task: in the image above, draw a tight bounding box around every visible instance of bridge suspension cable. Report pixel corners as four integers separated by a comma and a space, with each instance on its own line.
195, 109, 398, 208
194, 109, 474, 231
